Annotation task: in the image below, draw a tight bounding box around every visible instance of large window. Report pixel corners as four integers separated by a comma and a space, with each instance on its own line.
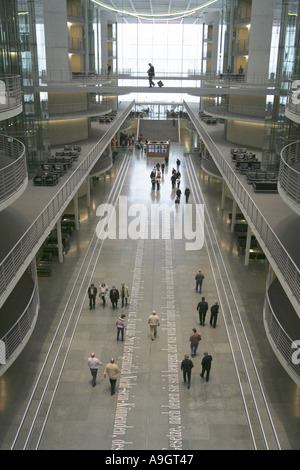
117, 21, 203, 102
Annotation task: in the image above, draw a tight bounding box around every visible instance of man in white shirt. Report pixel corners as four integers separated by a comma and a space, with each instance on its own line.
148, 310, 160, 341
87, 352, 102, 387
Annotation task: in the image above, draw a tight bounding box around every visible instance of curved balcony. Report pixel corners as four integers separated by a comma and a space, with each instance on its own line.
0, 134, 28, 211
278, 140, 300, 216
264, 277, 300, 386
0, 267, 39, 376
285, 80, 300, 124
0, 75, 22, 120
47, 102, 113, 120
202, 100, 271, 123
201, 153, 222, 179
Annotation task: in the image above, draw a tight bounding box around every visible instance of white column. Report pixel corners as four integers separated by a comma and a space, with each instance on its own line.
244, 225, 252, 266
221, 180, 225, 210
231, 199, 237, 233
56, 218, 64, 263
74, 192, 80, 230
87, 177, 91, 209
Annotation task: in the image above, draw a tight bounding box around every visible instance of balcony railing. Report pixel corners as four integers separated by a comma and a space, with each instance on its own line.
0, 75, 22, 114
0, 267, 39, 375
0, 101, 134, 307
279, 140, 300, 211
184, 101, 300, 313
0, 134, 27, 207
264, 288, 300, 385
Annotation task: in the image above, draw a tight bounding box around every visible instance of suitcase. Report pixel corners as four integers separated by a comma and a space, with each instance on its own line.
157, 80, 164, 88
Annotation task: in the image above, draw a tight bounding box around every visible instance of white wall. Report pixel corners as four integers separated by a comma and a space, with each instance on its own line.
43, 0, 70, 80
247, 0, 275, 83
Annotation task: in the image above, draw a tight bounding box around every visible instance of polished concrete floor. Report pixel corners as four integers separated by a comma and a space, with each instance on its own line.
0, 129, 300, 451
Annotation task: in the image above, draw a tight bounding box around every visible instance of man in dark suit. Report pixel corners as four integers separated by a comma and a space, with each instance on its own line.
88, 283, 97, 309
200, 352, 213, 382
197, 296, 209, 325
210, 301, 219, 328
181, 354, 194, 389
110, 285, 119, 309
147, 63, 155, 87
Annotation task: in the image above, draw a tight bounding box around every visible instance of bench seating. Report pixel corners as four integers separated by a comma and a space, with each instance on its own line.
246, 170, 277, 184
253, 182, 278, 192
236, 161, 261, 173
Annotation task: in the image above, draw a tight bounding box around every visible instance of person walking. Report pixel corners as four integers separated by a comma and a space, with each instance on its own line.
88, 283, 97, 309
116, 313, 126, 341
210, 302, 219, 328
176, 188, 182, 200
197, 296, 209, 326
181, 354, 194, 389
104, 358, 121, 395
148, 310, 160, 341
147, 63, 155, 87
195, 269, 204, 293
200, 352, 213, 382
171, 173, 176, 189
110, 285, 119, 309
184, 187, 190, 203
87, 352, 102, 387
99, 282, 108, 307
120, 282, 130, 307
189, 328, 201, 357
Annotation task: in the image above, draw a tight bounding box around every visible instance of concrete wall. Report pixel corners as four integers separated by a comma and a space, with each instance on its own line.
247, 0, 275, 82
49, 118, 89, 145
43, 0, 70, 80
225, 120, 265, 148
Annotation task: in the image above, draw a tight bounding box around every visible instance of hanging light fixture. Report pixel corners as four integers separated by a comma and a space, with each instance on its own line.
91, 0, 219, 22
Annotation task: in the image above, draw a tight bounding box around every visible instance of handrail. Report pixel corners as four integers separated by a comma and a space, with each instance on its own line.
184, 100, 300, 313
0, 75, 22, 113
0, 134, 27, 204
264, 289, 300, 385
279, 140, 300, 209
38, 69, 281, 87
0, 101, 134, 307
0, 269, 39, 374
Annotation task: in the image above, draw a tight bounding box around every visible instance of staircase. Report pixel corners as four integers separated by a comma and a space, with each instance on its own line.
138, 119, 178, 142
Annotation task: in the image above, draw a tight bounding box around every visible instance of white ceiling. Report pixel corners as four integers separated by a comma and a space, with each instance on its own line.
92, 0, 223, 23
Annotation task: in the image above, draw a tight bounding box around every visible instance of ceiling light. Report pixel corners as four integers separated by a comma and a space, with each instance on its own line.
91, 0, 219, 21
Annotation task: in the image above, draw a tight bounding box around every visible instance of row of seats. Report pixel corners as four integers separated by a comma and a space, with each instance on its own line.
230, 147, 278, 192
99, 112, 117, 123
33, 145, 81, 187
37, 214, 79, 276
198, 111, 217, 125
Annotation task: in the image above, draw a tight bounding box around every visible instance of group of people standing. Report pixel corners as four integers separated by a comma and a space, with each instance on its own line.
88, 282, 130, 310
150, 161, 166, 190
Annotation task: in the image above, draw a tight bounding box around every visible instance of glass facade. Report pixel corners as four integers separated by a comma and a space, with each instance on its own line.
117, 21, 203, 102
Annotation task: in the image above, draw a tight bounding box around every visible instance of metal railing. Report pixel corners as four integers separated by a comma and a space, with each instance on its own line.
0, 267, 39, 375
202, 100, 269, 120
279, 140, 300, 210
0, 134, 27, 205
47, 101, 112, 116
184, 101, 300, 312
0, 75, 22, 113
0, 101, 134, 307
264, 288, 300, 385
